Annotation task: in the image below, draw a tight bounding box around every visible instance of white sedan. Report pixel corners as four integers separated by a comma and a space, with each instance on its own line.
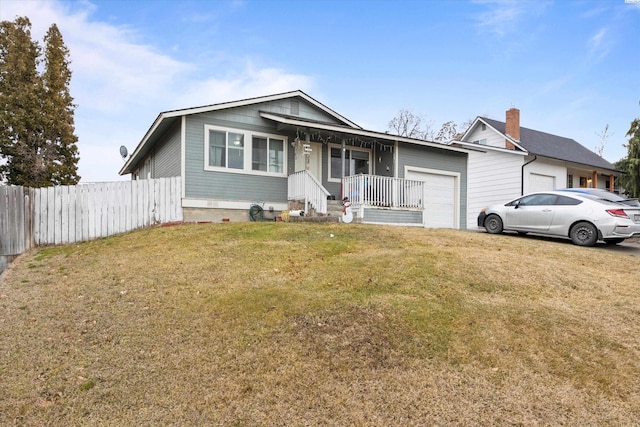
477, 190, 640, 246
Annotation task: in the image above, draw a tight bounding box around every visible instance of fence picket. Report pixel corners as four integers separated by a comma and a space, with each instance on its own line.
1, 177, 183, 275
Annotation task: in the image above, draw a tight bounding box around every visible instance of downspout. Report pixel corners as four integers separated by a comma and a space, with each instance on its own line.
340, 137, 346, 199
521, 156, 537, 195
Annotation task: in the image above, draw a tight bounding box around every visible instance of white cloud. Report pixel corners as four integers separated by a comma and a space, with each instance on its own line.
474, 0, 522, 37
176, 62, 315, 109
1, 0, 314, 182
588, 27, 610, 60
473, 0, 549, 37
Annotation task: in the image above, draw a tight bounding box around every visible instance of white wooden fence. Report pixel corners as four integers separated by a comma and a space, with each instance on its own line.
33, 177, 182, 245
0, 185, 33, 273
1, 177, 182, 274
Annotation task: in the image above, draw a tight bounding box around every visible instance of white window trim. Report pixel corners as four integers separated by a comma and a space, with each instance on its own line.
327, 143, 372, 183
204, 124, 287, 177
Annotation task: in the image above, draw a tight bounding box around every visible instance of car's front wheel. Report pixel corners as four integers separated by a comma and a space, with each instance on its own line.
484, 214, 503, 234
570, 221, 598, 246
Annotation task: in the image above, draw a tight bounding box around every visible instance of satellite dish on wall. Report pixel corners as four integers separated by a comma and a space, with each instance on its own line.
119, 145, 128, 159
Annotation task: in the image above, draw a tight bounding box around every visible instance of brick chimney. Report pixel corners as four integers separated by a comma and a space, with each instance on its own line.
505, 107, 519, 149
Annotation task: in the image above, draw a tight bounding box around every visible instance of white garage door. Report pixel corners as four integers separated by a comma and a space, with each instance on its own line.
406, 170, 457, 228
529, 173, 556, 193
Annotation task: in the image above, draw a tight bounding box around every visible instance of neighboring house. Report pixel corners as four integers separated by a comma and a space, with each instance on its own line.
452, 108, 620, 229
119, 91, 470, 228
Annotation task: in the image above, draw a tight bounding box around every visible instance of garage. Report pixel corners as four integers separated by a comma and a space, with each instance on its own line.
406, 169, 458, 228
529, 173, 556, 192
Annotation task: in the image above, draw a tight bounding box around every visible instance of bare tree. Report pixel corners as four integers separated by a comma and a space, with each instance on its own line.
388, 109, 434, 140
594, 124, 613, 157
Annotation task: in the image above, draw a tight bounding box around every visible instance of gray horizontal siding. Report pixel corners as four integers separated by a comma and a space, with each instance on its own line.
187, 171, 287, 202
397, 143, 468, 229
363, 208, 422, 224
184, 104, 296, 202
153, 121, 181, 178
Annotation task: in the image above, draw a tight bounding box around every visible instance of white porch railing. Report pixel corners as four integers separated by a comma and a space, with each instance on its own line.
342, 174, 424, 209
288, 170, 330, 214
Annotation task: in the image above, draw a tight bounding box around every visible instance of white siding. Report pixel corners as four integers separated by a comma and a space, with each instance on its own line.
465, 125, 507, 149
466, 148, 524, 230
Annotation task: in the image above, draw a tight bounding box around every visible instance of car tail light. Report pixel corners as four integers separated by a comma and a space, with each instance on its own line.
606, 209, 629, 218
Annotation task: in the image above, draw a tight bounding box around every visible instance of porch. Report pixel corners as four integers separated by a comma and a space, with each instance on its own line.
288, 171, 425, 226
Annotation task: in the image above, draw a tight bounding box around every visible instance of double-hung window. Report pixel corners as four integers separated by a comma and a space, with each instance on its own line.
204, 125, 286, 176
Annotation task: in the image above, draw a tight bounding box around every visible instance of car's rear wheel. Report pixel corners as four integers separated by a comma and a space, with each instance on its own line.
570, 221, 598, 246
484, 214, 503, 234
604, 238, 625, 245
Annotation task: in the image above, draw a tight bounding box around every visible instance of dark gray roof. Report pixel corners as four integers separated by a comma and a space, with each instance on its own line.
482, 117, 616, 172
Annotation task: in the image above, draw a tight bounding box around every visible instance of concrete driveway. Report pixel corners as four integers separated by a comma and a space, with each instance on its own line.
474, 230, 640, 257
598, 239, 640, 257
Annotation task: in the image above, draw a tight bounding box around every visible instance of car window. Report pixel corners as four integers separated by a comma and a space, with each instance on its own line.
519, 194, 558, 206
555, 195, 582, 206
579, 193, 627, 206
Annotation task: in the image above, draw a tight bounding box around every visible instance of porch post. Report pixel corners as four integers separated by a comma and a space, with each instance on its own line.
610, 174, 614, 192
592, 171, 597, 188
340, 138, 346, 199
305, 133, 311, 171
341, 138, 346, 179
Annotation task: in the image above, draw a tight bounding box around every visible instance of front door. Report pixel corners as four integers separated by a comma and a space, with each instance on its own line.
295, 141, 322, 181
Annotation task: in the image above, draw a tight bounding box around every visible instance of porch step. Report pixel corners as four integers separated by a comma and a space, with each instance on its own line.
288, 214, 340, 223
326, 199, 343, 217
283, 198, 343, 223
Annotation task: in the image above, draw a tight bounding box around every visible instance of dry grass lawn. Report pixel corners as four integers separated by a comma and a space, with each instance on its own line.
1, 222, 639, 426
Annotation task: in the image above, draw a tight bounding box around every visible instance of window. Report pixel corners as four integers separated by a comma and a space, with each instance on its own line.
252, 136, 284, 173
517, 194, 558, 206
579, 177, 587, 188
567, 174, 573, 188
204, 125, 286, 175
329, 146, 370, 180
556, 195, 582, 206
481, 123, 487, 131
208, 130, 244, 169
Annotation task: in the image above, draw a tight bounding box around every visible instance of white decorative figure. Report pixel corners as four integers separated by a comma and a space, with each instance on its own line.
342, 197, 353, 224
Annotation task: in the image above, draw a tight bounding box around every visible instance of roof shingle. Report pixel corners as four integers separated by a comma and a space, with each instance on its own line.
482, 117, 616, 171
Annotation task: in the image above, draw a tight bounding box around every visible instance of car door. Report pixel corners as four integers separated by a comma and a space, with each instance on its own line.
547, 195, 584, 235
504, 193, 557, 232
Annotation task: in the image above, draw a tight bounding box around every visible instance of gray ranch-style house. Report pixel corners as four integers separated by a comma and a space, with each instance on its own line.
119, 91, 470, 228
451, 108, 620, 229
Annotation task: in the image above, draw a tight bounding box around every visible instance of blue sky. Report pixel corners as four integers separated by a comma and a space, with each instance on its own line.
2, 0, 639, 182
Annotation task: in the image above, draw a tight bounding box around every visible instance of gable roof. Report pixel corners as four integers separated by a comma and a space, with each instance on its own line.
480, 117, 617, 172
120, 90, 360, 175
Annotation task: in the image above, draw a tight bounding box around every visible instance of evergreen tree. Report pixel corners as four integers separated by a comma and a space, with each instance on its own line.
0, 17, 80, 186
0, 17, 45, 186
42, 23, 80, 185
615, 118, 640, 198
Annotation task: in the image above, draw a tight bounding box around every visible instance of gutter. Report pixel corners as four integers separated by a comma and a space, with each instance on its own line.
521, 155, 537, 195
